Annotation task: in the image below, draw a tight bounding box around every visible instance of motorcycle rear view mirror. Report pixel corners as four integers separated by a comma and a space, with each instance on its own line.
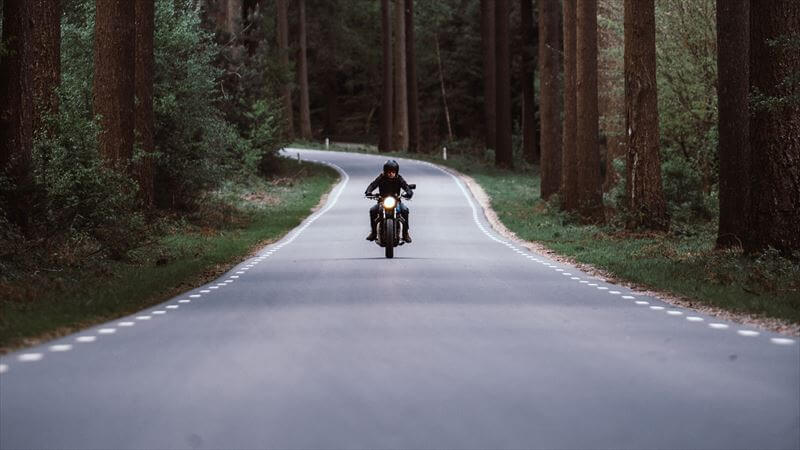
408, 184, 416, 190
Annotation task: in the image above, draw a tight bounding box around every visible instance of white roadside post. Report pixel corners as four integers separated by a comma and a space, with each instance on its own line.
325, 138, 330, 150
443, 146, 447, 160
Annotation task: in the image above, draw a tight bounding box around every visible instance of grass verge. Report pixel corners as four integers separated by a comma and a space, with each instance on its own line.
0, 158, 339, 353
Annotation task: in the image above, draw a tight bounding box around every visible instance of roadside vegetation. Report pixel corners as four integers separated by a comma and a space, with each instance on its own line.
0, 158, 338, 352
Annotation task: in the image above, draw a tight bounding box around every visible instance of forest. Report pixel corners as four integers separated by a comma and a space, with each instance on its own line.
0, 0, 799, 343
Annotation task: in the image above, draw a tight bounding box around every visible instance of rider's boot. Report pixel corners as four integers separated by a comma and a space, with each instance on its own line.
366, 224, 377, 241
402, 230, 412, 243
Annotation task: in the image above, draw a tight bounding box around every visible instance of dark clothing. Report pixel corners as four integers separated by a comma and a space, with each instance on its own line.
364, 173, 413, 199
365, 173, 413, 234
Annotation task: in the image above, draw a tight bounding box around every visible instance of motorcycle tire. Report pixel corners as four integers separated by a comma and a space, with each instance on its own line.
385, 218, 395, 258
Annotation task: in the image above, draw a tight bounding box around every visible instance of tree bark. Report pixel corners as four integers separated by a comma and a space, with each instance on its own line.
538, 0, 561, 199
298, 0, 312, 140
715, 0, 749, 248
745, 0, 800, 253
93, 0, 136, 169
31, 0, 61, 137
276, 0, 294, 139
379, 0, 393, 152
561, 0, 578, 212
623, 0, 666, 229
520, 0, 537, 164
393, 0, 409, 151
135, 0, 155, 208
435, 34, 453, 142
0, 0, 35, 231
495, 0, 513, 168
576, 0, 604, 222
481, 0, 496, 150
406, 0, 420, 153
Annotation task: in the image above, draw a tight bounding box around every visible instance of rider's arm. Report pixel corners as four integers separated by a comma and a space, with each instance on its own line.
365, 174, 382, 195
399, 175, 413, 198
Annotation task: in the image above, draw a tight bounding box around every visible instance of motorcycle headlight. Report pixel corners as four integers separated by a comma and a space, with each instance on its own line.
382, 196, 397, 209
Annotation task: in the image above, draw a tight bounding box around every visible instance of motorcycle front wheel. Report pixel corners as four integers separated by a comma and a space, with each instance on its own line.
384, 218, 395, 258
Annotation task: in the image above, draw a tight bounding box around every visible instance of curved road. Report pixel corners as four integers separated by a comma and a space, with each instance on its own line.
1, 149, 798, 450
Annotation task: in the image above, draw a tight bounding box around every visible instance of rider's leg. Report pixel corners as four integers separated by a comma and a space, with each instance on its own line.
400, 204, 411, 242
367, 204, 379, 240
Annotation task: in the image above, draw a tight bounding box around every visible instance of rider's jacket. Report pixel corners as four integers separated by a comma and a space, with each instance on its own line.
365, 173, 413, 198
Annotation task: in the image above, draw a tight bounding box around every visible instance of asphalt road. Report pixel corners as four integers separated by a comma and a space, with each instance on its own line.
1, 149, 798, 450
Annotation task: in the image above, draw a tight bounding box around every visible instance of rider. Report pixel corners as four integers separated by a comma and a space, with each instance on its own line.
365, 160, 413, 243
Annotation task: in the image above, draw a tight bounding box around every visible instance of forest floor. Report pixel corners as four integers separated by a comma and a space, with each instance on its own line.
0, 158, 339, 353
311, 141, 800, 334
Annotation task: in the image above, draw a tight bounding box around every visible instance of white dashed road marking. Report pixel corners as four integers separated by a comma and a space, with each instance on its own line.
709, 323, 729, 330
118, 322, 135, 327
19, 353, 43, 362
771, 338, 796, 345
76, 336, 97, 343
0, 364, 7, 374
50, 344, 73, 352
98, 328, 116, 334
737, 330, 760, 337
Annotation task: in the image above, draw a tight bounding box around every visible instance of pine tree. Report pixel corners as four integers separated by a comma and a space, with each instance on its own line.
277, 0, 294, 139
406, 0, 420, 153
93, 0, 135, 168
0, 0, 35, 231
135, 0, 155, 207
538, 0, 562, 199
715, 0, 749, 248
298, 0, 312, 140
481, 0, 496, 151
623, 0, 666, 229
495, 0, 513, 168
393, 0, 409, 151
576, 0, 604, 222
745, 0, 800, 253
561, 0, 578, 211
31, 0, 61, 137
520, 0, 538, 164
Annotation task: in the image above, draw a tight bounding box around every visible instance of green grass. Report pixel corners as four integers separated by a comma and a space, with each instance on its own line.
0, 158, 339, 352
298, 142, 800, 325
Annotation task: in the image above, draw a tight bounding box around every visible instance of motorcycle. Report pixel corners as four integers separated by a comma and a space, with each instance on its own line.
366, 184, 415, 259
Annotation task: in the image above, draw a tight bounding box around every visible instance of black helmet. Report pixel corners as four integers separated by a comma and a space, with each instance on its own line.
383, 159, 399, 175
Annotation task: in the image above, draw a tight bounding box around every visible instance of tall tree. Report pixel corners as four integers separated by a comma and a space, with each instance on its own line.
623, 0, 666, 229
93, 0, 135, 168
379, 0, 393, 152
520, 0, 538, 164
31, 0, 61, 136
276, 0, 294, 139
298, 0, 312, 139
0, 0, 35, 230
393, 0, 409, 151
538, 0, 561, 198
406, 0, 420, 153
576, 0, 603, 222
561, 0, 578, 211
135, 0, 155, 207
745, 0, 800, 253
481, 0, 496, 150
494, 0, 513, 168
716, 0, 749, 248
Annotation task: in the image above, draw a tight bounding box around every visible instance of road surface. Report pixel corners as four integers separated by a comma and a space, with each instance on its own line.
1, 149, 798, 449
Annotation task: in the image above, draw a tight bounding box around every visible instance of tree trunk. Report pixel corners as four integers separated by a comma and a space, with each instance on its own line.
495, 0, 513, 168
298, 0, 312, 140
576, 0, 604, 222
276, 0, 294, 139
715, 0, 749, 248
93, 0, 135, 169
538, 0, 561, 199
561, 0, 578, 212
393, 0, 409, 151
520, 0, 537, 164
745, 0, 800, 253
379, 0, 393, 152
135, 0, 155, 208
406, 0, 420, 153
31, 0, 61, 137
623, 0, 666, 229
0, 0, 35, 231
481, 0, 496, 150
